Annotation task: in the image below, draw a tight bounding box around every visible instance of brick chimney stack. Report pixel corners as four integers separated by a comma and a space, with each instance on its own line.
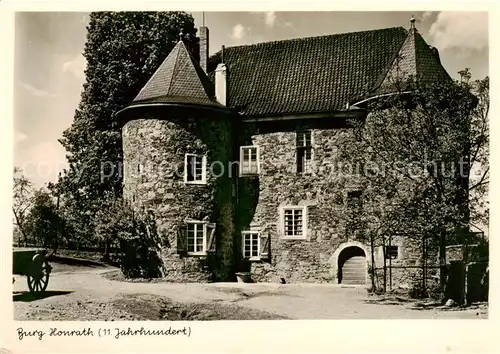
199, 26, 209, 73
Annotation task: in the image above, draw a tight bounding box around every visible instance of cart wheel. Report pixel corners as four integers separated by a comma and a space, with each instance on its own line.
27, 259, 51, 293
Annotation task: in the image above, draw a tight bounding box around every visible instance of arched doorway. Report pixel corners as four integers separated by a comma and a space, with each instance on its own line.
337, 246, 366, 284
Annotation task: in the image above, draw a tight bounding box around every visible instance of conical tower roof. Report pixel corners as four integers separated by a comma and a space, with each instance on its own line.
373, 22, 451, 95
131, 40, 223, 108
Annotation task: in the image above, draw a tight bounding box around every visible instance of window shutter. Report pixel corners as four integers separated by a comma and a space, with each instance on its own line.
202, 155, 207, 182
259, 233, 270, 259
206, 223, 217, 252
176, 224, 187, 257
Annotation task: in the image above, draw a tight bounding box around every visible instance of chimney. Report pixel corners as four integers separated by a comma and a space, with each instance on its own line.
199, 26, 209, 73
215, 46, 227, 105
215, 63, 227, 106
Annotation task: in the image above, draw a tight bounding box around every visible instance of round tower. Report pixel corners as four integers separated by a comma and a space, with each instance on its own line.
116, 40, 235, 282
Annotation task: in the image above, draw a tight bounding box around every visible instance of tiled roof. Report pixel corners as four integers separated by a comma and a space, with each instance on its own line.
123, 25, 451, 119
131, 40, 224, 109
373, 28, 451, 95
207, 27, 412, 117
414, 31, 451, 84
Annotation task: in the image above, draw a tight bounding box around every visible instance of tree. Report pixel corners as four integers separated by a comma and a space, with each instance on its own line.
95, 198, 164, 278
335, 74, 489, 293
24, 188, 65, 250
55, 12, 197, 246
13, 167, 34, 246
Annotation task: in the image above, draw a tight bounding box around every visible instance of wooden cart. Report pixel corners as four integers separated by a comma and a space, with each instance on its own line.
13, 248, 52, 293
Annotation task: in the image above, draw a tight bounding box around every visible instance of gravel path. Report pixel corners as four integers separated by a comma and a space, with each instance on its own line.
13, 263, 488, 320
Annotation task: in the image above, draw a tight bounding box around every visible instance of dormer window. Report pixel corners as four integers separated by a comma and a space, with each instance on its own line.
184, 154, 207, 184
296, 130, 313, 173
240, 146, 260, 175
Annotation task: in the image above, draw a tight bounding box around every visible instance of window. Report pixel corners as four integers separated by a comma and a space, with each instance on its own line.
187, 223, 205, 254
184, 154, 207, 184
241, 231, 270, 260
281, 206, 307, 239
346, 190, 363, 210
385, 246, 399, 260
178, 222, 216, 256
240, 146, 260, 175
296, 130, 313, 173
242, 231, 260, 259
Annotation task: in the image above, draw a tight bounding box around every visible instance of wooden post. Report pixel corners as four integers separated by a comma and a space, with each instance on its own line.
422, 235, 426, 293
439, 231, 447, 291
382, 235, 387, 293
370, 232, 376, 290
389, 234, 392, 291
463, 232, 469, 305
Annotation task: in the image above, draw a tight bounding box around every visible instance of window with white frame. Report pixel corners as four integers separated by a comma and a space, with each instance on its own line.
187, 222, 205, 254
183, 221, 216, 255
242, 231, 260, 259
281, 206, 307, 239
184, 154, 207, 184
240, 146, 260, 175
241, 231, 270, 260
296, 130, 313, 173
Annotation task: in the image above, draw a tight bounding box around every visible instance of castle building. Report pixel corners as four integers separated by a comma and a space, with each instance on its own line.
115, 19, 451, 286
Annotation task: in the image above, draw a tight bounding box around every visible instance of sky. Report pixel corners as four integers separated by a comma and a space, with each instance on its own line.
14, 11, 489, 188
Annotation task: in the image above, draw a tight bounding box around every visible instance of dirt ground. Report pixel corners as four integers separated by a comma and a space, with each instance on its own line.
13, 262, 488, 320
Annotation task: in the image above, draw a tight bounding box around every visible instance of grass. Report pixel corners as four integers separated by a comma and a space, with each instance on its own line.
54, 249, 116, 262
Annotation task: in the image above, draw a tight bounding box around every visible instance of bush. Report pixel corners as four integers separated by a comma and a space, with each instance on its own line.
366, 286, 384, 295
95, 199, 164, 278
426, 282, 444, 300
408, 281, 428, 299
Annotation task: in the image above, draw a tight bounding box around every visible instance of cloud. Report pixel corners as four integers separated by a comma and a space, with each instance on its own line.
427, 12, 488, 52
15, 141, 68, 188
420, 11, 435, 22
20, 82, 58, 98
62, 54, 86, 80
15, 131, 28, 144
79, 13, 89, 24
265, 11, 277, 27
230, 24, 249, 41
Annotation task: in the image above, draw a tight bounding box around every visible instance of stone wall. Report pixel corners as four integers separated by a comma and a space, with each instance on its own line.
234, 121, 434, 285
371, 236, 440, 289
235, 122, 372, 283
122, 111, 234, 282
122, 112, 440, 286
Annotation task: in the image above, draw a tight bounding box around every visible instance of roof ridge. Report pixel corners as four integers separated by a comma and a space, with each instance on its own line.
212, 26, 407, 54
370, 29, 412, 94
182, 41, 216, 99
133, 42, 180, 102
410, 28, 419, 79
167, 41, 183, 97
